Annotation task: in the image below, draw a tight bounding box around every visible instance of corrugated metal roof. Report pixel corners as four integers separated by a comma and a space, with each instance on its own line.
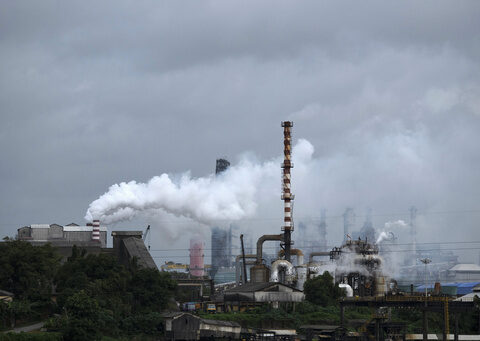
450, 264, 480, 272
29, 224, 107, 232
455, 292, 480, 301
30, 224, 50, 229
416, 281, 480, 295
63, 226, 107, 232
202, 318, 241, 327
225, 282, 301, 293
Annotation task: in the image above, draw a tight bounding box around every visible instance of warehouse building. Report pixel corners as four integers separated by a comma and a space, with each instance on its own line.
16, 222, 156, 269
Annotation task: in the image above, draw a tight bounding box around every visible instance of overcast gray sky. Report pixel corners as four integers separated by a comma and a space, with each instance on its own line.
1, 1, 479, 263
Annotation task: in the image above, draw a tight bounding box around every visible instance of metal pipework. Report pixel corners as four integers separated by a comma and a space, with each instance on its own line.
278, 248, 304, 265
235, 254, 256, 285
256, 234, 283, 265
270, 259, 296, 283
309, 251, 330, 263
281, 121, 294, 262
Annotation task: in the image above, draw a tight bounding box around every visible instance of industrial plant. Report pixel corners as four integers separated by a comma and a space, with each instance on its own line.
155, 121, 480, 340
10, 121, 480, 340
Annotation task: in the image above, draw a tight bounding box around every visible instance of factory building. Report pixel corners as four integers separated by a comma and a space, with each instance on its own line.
16, 222, 156, 269
17, 222, 107, 248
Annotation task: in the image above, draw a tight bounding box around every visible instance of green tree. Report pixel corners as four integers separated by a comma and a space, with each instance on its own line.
303, 271, 344, 306
57, 290, 115, 341
0, 241, 60, 301
129, 268, 176, 313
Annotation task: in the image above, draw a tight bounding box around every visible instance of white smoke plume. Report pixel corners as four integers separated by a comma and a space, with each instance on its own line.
85, 139, 314, 225
376, 220, 408, 244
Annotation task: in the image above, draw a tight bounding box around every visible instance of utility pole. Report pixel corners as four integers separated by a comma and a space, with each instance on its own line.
420, 257, 431, 341
420, 258, 431, 298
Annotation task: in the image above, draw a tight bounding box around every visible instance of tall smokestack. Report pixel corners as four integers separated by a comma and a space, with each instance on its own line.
92, 219, 100, 242
281, 121, 294, 262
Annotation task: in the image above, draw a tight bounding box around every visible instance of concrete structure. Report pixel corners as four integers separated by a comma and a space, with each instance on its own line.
189, 238, 204, 277
112, 231, 157, 269
17, 223, 107, 247
17, 223, 155, 269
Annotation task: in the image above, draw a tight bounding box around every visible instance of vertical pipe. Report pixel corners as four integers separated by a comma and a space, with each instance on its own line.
281, 121, 294, 262
240, 234, 247, 285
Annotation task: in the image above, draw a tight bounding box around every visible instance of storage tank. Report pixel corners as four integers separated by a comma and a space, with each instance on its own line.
189, 238, 204, 277
375, 275, 387, 296
250, 264, 270, 283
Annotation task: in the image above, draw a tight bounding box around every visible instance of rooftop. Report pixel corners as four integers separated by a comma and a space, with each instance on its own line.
450, 264, 480, 272
225, 282, 302, 293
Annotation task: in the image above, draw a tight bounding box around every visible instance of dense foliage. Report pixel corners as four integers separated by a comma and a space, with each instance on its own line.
0, 241, 60, 301
0, 241, 176, 340
303, 271, 345, 306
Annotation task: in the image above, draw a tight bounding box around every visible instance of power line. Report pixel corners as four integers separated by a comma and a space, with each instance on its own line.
152, 246, 480, 259
149, 240, 480, 252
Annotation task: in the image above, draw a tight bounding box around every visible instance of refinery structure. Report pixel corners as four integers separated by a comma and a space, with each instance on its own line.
16, 121, 480, 298
154, 121, 480, 294
13, 121, 480, 340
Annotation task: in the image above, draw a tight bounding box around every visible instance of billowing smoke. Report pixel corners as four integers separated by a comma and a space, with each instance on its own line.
85, 139, 314, 225
376, 220, 408, 244
376, 231, 391, 244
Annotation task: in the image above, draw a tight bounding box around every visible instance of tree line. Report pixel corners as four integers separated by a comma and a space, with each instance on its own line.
0, 240, 176, 340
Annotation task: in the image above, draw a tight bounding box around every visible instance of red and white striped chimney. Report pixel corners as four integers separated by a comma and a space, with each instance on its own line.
281, 121, 294, 262
92, 220, 100, 242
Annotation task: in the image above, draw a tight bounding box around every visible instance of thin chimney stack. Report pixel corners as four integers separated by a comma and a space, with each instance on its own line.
281, 121, 294, 262
92, 219, 100, 242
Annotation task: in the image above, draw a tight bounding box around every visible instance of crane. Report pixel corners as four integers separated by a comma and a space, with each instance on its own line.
143, 225, 151, 250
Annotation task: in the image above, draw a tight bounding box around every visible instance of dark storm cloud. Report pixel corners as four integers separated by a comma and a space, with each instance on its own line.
1, 1, 479, 261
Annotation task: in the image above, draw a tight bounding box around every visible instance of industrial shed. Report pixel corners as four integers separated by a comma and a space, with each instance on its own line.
163, 312, 241, 340
219, 282, 304, 312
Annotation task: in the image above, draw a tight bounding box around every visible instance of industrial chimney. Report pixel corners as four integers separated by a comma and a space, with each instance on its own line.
281, 121, 294, 262
92, 219, 100, 242
189, 238, 205, 277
